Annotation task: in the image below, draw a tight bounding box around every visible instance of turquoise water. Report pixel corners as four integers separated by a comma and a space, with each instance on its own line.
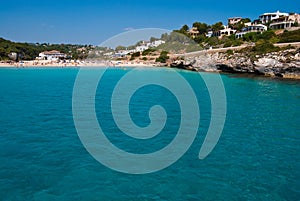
0, 67, 299, 200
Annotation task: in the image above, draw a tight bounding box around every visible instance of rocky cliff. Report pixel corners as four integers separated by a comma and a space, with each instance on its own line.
180, 47, 300, 79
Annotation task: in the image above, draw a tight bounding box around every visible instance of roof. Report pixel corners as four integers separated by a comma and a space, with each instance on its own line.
228, 17, 242, 20
188, 27, 199, 33
40, 50, 65, 55
260, 11, 289, 17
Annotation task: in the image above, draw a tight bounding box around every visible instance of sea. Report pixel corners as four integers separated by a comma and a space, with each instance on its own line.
0, 67, 299, 201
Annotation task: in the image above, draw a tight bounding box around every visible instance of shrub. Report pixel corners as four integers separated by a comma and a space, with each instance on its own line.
142, 48, 155, 56
156, 51, 169, 63
278, 29, 300, 43
130, 52, 140, 60
251, 40, 280, 54
206, 37, 219, 46
226, 49, 234, 55
242, 30, 278, 43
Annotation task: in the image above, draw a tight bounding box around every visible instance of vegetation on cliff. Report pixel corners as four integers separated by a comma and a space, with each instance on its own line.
156, 51, 169, 63
278, 29, 300, 43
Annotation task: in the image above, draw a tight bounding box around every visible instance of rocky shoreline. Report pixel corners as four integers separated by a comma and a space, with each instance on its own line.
172, 47, 300, 79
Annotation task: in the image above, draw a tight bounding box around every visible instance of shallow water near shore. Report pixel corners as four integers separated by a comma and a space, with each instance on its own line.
0, 67, 299, 200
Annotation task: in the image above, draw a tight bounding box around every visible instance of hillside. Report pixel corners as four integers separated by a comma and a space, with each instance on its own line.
0, 38, 92, 61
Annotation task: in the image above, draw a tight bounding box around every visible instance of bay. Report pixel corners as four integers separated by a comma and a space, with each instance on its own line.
0, 67, 299, 201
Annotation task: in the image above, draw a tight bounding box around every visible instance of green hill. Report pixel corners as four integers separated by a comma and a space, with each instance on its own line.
0, 38, 92, 61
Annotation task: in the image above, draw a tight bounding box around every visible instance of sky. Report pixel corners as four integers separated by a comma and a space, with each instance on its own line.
0, 0, 298, 45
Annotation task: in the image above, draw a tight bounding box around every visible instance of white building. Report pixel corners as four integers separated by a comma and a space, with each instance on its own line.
235, 24, 268, 39
244, 22, 252, 27
150, 40, 165, 47
8, 52, 18, 61
114, 50, 134, 57
134, 40, 165, 52
213, 26, 237, 38
206, 30, 213, 37
259, 11, 289, 24
38, 50, 66, 61
135, 45, 149, 52
104, 52, 114, 56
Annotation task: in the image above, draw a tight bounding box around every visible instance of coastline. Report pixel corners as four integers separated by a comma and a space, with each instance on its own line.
1, 42, 299, 80
0, 61, 157, 68
172, 42, 300, 80
1, 62, 299, 80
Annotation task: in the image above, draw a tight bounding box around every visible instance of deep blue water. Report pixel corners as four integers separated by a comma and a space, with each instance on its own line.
0, 67, 299, 201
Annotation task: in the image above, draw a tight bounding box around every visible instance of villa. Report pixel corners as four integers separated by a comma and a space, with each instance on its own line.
228, 17, 242, 25
135, 45, 148, 52
113, 50, 131, 58
150, 40, 165, 47
212, 26, 237, 38
184, 10, 299, 40
37, 50, 66, 61
188, 27, 200, 38
134, 40, 165, 52
269, 13, 300, 29
235, 24, 267, 39
259, 11, 289, 24
113, 39, 165, 58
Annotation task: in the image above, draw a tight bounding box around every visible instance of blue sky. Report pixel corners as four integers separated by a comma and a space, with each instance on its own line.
0, 0, 298, 45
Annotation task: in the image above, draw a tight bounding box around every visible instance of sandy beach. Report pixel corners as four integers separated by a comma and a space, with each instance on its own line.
0, 60, 78, 68
0, 60, 159, 68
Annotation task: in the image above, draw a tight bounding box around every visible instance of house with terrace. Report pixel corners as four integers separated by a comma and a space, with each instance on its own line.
37, 50, 67, 61
269, 13, 300, 29
259, 11, 289, 24
188, 27, 200, 38
235, 24, 267, 39
212, 26, 237, 38
228, 17, 242, 25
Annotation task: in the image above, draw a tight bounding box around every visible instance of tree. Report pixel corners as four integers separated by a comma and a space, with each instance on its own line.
150, 37, 157, 43
0, 37, 92, 61
211, 22, 224, 31
192, 22, 209, 34
241, 18, 251, 23
130, 52, 140, 60
115, 46, 126, 51
127, 45, 136, 50
242, 32, 261, 42
156, 51, 169, 63
194, 35, 207, 43
229, 18, 252, 31
142, 48, 155, 56
181, 25, 189, 32
174, 25, 189, 36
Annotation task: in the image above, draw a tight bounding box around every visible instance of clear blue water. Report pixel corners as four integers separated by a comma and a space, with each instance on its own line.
0, 67, 299, 201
